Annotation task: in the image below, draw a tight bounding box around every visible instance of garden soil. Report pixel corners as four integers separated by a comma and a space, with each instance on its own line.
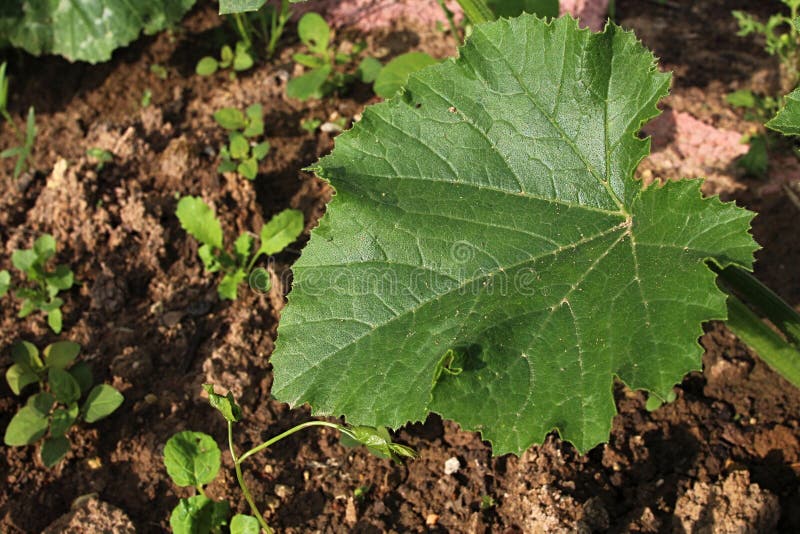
1, 0, 799, 532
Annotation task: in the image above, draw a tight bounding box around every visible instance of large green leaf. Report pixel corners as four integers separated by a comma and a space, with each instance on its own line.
0, 0, 196, 63
271, 15, 758, 455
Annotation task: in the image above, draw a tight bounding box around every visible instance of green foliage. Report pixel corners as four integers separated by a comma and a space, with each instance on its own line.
373, 52, 438, 99
339, 426, 416, 464
733, 0, 800, 88
3, 340, 123, 467
0, 64, 37, 180
301, 117, 323, 133
163, 384, 416, 533
0, 0, 196, 63
287, 13, 377, 101
198, 0, 294, 77
150, 63, 169, 80
767, 86, 800, 135
213, 104, 270, 180
196, 42, 254, 77
738, 134, 769, 177
164, 431, 222, 487
2, 234, 74, 333
271, 15, 758, 455
176, 196, 303, 300
86, 148, 114, 171
487, 0, 559, 18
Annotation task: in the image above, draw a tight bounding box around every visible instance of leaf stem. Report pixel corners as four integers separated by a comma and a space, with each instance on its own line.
455, 0, 495, 25
714, 264, 800, 345
725, 295, 800, 389
229, 420, 347, 533
228, 421, 272, 534
233, 13, 253, 49
436, 0, 462, 41
237, 421, 344, 464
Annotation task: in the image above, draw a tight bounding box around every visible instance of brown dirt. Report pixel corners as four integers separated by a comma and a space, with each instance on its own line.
1, 1, 799, 532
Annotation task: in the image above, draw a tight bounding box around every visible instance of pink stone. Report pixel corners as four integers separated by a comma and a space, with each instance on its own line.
289, 0, 609, 31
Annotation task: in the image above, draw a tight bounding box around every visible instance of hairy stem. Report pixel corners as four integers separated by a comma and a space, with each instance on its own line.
233, 13, 253, 49
455, 0, 495, 24
725, 295, 800, 389
715, 264, 800, 345
229, 422, 272, 533
238, 421, 344, 464
435, 0, 462, 41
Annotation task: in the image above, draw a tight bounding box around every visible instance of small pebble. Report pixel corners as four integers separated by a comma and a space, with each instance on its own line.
426, 513, 440, 526
444, 456, 460, 475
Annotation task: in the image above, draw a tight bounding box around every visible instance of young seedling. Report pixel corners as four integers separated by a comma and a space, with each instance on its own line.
197, 0, 294, 77
3, 340, 124, 467
286, 13, 378, 101
213, 105, 270, 180
86, 147, 114, 171
175, 196, 303, 300
150, 63, 169, 80
163, 385, 414, 533
300, 117, 322, 133
0, 234, 74, 333
734, 1, 800, 91
196, 41, 255, 77
0, 62, 37, 179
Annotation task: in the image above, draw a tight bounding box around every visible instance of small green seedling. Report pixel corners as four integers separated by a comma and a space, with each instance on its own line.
176, 196, 303, 300
196, 41, 254, 77
300, 117, 322, 133
163, 385, 415, 534
3, 340, 124, 467
150, 63, 169, 80
286, 12, 378, 101
0, 234, 75, 333
726, 89, 795, 177
223, 0, 295, 58
141, 88, 152, 108
734, 1, 800, 90
0, 62, 37, 179
213, 105, 270, 180
480, 494, 497, 510
86, 148, 114, 171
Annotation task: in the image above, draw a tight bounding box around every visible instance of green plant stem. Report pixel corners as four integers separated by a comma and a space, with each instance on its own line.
436, 0, 461, 41
1, 109, 22, 139
228, 422, 273, 534
233, 13, 253, 49
267, 0, 291, 57
456, 0, 495, 24
238, 421, 343, 464
715, 264, 800, 345
726, 295, 800, 389
228, 420, 346, 534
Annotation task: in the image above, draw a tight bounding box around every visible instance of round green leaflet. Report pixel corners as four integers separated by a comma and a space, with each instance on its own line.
271, 15, 757, 455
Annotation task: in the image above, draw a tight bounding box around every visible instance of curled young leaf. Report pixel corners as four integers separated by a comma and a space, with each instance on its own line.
203, 384, 242, 423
